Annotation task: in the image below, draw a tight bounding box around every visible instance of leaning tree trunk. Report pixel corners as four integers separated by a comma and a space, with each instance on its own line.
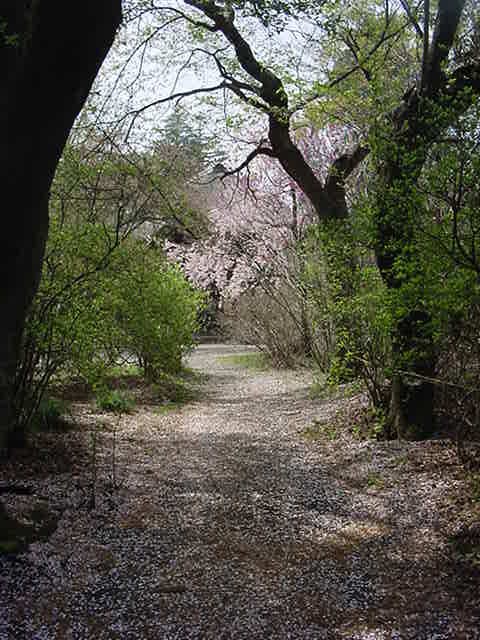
0, 0, 122, 450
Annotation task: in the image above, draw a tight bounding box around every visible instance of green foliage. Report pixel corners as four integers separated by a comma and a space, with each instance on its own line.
347, 404, 386, 440
0, 20, 20, 48
306, 0, 415, 129
153, 401, 185, 415
366, 472, 385, 489
105, 363, 143, 382
31, 397, 72, 433
13, 216, 117, 434
13, 139, 205, 437
357, 94, 480, 437
302, 220, 392, 408
302, 419, 338, 442
150, 370, 199, 404
95, 389, 135, 414
107, 239, 205, 380
369, 100, 480, 359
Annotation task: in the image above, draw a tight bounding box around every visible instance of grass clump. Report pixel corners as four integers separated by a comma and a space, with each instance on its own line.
153, 402, 183, 415
366, 472, 385, 489
309, 375, 364, 401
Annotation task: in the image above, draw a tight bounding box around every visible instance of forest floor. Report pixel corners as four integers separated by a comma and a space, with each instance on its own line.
1, 344, 480, 640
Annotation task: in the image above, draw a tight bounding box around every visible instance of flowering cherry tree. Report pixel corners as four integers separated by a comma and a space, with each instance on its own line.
167, 124, 357, 303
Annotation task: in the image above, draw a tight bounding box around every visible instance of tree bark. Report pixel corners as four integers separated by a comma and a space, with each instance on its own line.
371, 0, 480, 440
0, 1, 121, 449
386, 314, 436, 440
373, 115, 437, 438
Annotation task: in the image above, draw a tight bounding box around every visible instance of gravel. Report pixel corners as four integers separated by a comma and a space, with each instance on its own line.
0, 344, 479, 639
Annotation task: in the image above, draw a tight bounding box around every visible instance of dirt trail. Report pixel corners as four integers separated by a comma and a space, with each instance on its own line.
0, 344, 479, 639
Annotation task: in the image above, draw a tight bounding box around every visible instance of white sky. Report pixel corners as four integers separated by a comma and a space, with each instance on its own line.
81, 1, 326, 158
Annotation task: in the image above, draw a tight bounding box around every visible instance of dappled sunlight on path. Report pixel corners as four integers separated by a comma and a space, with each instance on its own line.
0, 345, 479, 639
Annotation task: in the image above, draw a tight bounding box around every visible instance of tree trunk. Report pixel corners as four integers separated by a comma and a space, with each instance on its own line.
0, 1, 122, 450
371, 0, 473, 439
387, 319, 436, 440
374, 154, 436, 439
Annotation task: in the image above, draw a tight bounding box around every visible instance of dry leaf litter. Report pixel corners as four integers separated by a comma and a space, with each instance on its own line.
0, 344, 479, 639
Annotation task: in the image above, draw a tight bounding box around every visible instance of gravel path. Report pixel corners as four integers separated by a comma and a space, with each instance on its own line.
0, 344, 479, 639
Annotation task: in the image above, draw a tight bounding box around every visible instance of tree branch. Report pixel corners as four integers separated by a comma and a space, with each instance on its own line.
124, 81, 229, 141
214, 143, 276, 180
399, 0, 423, 39
323, 145, 370, 219
155, 4, 220, 32
176, 2, 373, 220
184, 0, 285, 107
423, 0, 466, 97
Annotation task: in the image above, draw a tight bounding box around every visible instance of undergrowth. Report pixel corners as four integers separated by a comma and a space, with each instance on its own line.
95, 388, 135, 414
31, 397, 73, 433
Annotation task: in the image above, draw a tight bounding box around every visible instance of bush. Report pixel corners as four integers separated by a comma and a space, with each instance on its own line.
13, 228, 204, 440
302, 222, 392, 407
95, 389, 135, 414
106, 240, 205, 380
224, 284, 309, 368
31, 397, 72, 433
12, 218, 118, 440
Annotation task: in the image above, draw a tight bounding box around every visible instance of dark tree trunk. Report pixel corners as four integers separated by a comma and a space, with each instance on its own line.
374, 141, 437, 439
371, 0, 476, 439
0, 1, 121, 449
386, 313, 436, 440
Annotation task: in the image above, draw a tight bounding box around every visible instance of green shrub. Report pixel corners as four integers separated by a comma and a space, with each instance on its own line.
106, 240, 205, 380
95, 389, 135, 414
32, 397, 72, 432
13, 226, 204, 439
303, 222, 392, 408
151, 371, 198, 404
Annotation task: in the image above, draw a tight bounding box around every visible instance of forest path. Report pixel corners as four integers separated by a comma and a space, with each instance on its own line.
0, 344, 479, 639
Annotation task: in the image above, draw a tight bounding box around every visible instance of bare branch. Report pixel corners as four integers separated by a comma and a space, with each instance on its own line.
399, 0, 423, 38
215, 144, 276, 180
154, 4, 219, 31
420, 0, 430, 90
184, 0, 285, 107
205, 48, 264, 99
124, 81, 229, 141
95, 16, 183, 124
